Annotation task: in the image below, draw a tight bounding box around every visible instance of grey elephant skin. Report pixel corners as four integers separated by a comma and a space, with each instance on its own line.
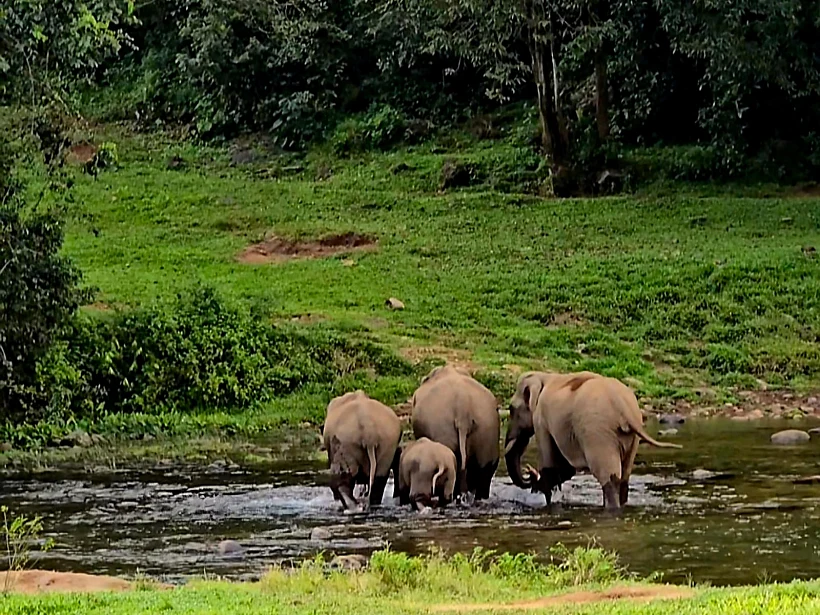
398, 437, 458, 510
411, 365, 501, 499
322, 390, 401, 512
504, 371, 682, 511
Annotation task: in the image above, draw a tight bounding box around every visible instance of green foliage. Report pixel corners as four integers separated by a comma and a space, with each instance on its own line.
0, 0, 131, 104
546, 543, 626, 586
0, 139, 88, 423
331, 105, 410, 154
1, 505, 54, 590
41, 287, 409, 417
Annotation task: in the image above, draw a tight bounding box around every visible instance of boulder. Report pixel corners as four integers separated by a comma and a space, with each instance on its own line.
385, 297, 405, 310
217, 540, 244, 556
329, 554, 368, 571
658, 429, 679, 437
770, 429, 811, 445
310, 527, 332, 542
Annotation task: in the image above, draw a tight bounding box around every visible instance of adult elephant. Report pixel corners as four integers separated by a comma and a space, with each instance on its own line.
322, 390, 401, 512
411, 365, 500, 500
504, 371, 681, 511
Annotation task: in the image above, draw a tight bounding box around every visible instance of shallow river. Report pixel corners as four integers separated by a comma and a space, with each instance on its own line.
2, 419, 820, 586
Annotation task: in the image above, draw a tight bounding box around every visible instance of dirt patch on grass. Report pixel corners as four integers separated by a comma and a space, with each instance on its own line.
430, 585, 694, 612
64, 142, 97, 165
400, 346, 479, 373
237, 232, 376, 264
1, 570, 134, 594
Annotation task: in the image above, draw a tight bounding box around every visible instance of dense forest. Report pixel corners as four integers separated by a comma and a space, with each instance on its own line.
3, 0, 820, 183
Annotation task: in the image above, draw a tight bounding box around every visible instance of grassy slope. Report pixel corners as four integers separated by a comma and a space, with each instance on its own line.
2, 549, 820, 614
64, 128, 820, 407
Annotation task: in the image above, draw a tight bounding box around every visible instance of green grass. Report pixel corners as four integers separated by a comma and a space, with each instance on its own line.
60, 127, 820, 404
2, 548, 820, 614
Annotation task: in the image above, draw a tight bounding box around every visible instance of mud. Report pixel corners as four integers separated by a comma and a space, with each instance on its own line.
237, 232, 376, 264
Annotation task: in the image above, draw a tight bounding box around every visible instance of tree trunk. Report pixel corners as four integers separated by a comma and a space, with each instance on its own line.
529, 38, 569, 168
594, 49, 610, 141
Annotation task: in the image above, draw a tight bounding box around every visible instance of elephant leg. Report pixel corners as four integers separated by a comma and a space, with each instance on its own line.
602, 478, 622, 513
474, 460, 498, 500
619, 437, 639, 507
330, 472, 359, 511
532, 436, 572, 504
369, 475, 389, 508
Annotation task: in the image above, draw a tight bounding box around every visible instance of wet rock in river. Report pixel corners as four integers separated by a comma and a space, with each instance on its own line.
217, 540, 244, 556
556, 520, 573, 529
770, 429, 811, 445
659, 414, 685, 425
310, 527, 332, 542
658, 429, 679, 437
808, 427, 820, 436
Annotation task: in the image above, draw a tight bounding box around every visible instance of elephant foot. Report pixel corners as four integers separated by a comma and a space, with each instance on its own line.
417, 505, 433, 516
602, 480, 623, 513
457, 492, 475, 508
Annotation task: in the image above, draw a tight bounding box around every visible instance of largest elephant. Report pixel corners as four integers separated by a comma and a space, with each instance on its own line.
504, 371, 681, 511
411, 365, 500, 499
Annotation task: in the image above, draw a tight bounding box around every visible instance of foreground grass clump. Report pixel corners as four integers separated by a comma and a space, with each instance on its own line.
62, 130, 820, 401
3, 548, 820, 614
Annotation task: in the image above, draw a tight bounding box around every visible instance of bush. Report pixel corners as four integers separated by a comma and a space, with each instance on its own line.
331, 105, 410, 154
0, 139, 89, 423
27, 288, 413, 426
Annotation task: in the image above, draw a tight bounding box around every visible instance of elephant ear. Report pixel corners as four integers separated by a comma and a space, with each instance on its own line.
523, 375, 544, 416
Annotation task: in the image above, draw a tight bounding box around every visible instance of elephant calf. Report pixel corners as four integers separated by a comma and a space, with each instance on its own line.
322, 391, 401, 512
504, 371, 682, 511
398, 437, 458, 511
411, 365, 500, 500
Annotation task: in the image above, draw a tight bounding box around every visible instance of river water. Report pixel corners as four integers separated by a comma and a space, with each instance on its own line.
2, 419, 820, 586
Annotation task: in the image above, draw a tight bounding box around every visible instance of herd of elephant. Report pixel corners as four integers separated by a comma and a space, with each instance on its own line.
322, 365, 682, 514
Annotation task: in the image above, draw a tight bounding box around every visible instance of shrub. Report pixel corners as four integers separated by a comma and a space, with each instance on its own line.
331, 105, 410, 154
22, 288, 413, 429
0, 139, 89, 424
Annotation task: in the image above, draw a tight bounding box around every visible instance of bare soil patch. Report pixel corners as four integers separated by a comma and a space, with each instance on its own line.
547, 311, 587, 328
237, 232, 376, 264
430, 585, 694, 612
64, 142, 97, 165
1, 570, 133, 594
399, 345, 478, 373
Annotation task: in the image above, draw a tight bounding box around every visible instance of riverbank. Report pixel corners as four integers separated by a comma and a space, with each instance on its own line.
0, 549, 817, 614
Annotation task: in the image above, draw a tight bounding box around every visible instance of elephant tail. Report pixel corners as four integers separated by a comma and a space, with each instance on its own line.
431, 466, 445, 499
626, 415, 682, 449
366, 444, 379, 505
456, 425, 468, 474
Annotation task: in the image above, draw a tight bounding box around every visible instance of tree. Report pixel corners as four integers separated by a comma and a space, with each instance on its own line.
0, 142, 89, 421
0, 0, 131, 105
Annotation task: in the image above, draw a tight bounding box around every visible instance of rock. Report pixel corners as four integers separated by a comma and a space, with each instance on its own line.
230, 148, 258, 165
770, 429, 811, 445
330, 554, 368, 571
439, 159, 477, 190
166, 154, 185, 170
809, 427, 820, 436
0, 442, 12, 453
793, 475, 820, 485
342, 259, 356, 267
556, 520, 573, 529
65, 430, 93, 448
386, 297, 405, 310
90, 434, 106, 445
217, 540, 243, 556
658, 429, 679, 437
808, 397, 818, 405
691, 469, 717, 480
746, 409, 765, 420
659, 414, 685, 425
310, 527, 332, 542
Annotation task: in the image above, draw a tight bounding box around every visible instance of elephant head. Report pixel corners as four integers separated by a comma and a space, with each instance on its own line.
504, 372, 545, 488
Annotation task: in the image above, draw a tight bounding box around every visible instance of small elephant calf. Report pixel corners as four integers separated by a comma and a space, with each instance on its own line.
398, 437, 457, 511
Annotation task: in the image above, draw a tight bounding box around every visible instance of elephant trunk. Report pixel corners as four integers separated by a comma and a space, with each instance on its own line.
504, 428, 533, 489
